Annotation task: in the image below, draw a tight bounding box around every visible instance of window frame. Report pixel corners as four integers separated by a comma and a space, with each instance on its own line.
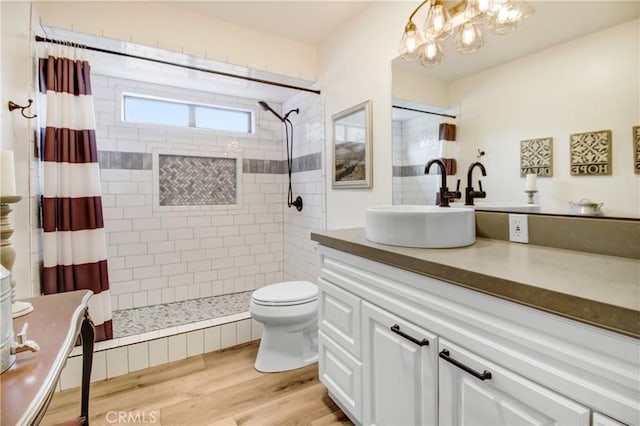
121, 92, 254, 134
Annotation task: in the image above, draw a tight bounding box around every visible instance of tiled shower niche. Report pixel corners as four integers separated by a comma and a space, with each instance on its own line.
159, 154, 237, 206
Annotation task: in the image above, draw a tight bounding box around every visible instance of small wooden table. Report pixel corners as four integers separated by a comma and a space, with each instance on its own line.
1, 290, 95, 425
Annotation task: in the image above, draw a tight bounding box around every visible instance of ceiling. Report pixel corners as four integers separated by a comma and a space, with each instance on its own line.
163, 1, 372, 45
166, 1, 639, 83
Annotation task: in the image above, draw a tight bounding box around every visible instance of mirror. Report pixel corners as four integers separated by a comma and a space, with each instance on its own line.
391, 2, 639, 218
332, 100, 373, 189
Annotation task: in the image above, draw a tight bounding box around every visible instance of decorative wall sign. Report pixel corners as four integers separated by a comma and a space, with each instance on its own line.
520, 137, 553, 177
570, 130, 612, 176
634, 126, 640, 174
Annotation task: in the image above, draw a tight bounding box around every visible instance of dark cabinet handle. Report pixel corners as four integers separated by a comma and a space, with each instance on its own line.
439, 349, 492, 381
390, 324, 429, 346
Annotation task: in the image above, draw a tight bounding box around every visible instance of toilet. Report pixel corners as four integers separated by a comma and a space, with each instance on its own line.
250, 281, 318, 372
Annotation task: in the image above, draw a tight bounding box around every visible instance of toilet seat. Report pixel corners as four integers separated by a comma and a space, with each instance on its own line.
252, 281, 318, 306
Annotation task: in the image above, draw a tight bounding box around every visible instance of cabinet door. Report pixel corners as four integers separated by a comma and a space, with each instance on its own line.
592, 412, 627, 426
318, 330, 363, 423
362, 301, 438, 426
438, 339, 590, 425
318, 278, 362, 358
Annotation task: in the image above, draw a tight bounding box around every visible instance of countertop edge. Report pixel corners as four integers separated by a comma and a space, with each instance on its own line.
311, 231, 640, 339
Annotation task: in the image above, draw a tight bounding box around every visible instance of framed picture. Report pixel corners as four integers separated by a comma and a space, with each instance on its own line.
332, 100, 372, 189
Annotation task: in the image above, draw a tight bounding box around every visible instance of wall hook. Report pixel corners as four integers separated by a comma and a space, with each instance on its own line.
8, 99, 37, 119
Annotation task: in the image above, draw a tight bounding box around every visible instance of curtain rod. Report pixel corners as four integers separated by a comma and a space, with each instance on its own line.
392, 104, 456, 119
35, 35, 321, 95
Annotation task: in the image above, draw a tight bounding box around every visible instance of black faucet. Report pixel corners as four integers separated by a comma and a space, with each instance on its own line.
465, 162, 487, 206
425, 159, 461, 207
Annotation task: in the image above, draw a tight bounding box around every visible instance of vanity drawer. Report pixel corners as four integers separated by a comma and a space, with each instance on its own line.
318, 330, 362, 423
318, 278, 362, 358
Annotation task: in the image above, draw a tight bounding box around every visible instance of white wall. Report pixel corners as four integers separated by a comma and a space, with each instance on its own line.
35, 1, 317, 81
319, 2, 409, 229
0, 2, 36, 298
392, 66, 450, 108
451, 19, 639, 217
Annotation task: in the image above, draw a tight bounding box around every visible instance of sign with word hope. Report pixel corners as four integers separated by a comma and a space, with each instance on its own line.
570, 130, 612, 176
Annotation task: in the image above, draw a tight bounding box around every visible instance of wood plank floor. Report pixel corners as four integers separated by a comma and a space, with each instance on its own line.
42, 341, 353, 426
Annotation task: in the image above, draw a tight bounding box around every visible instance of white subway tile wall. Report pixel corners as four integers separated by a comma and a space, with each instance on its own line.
282, 89, 325, 283
92, 74, 285, 310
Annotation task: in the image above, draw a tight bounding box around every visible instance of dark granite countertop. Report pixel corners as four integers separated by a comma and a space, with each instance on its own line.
311, 228, 640, 339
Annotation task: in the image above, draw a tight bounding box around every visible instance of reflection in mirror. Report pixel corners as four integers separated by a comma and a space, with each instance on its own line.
391, 2, 639, 218
392, 100, 459, 206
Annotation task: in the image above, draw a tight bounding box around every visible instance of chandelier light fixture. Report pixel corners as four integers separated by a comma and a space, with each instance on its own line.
399, 0, 533, 66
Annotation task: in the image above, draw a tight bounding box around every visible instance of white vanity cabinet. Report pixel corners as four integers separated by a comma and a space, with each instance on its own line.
438, 339, 590, 425
362, 301, 438, 426
316, 245, 639, 426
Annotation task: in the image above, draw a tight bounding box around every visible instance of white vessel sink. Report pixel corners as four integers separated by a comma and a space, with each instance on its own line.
451, 202, 540, 213
365, 205, 475, 248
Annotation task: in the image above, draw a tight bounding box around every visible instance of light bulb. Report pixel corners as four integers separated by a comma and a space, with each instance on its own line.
477, 0, 492, 13
465, 0, 493, 20
399, 20, 424, 60
496, 5, 510, 23
488, 1, 527, 34
424, 0, 453, 40
419, 39, 444, 67
407, 37, 417, 52
455, 22, 484, 54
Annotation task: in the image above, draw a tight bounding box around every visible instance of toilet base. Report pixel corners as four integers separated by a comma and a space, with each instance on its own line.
254, 321, 318, 373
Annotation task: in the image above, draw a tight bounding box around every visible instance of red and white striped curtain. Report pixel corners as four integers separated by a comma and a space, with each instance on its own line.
38, 45, 113, 341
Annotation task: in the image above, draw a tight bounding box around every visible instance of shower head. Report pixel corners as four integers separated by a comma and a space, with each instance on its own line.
283, 108, 299, 121
257, 101, 284, 122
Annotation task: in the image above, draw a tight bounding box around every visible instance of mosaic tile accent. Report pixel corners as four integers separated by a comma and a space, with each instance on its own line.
113, 291, 253, 338
520, 137, 553, 177
393, 165, 422, 177
159, 154, 236, 205
292, 152, 322, 173
570, 130, 612, 176
241, 153, 322, 175
99, 152, 321, 175
393, 161, 456, 177
634, 126, 640, 174
242, 158, 285, 174
99, 151, 152, 170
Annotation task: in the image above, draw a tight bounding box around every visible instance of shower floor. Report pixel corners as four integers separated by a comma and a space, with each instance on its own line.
113, 291, 253, 338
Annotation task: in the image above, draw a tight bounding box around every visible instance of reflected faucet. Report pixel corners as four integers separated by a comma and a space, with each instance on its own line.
465, 162, 487, 206
425, 159, 461, 207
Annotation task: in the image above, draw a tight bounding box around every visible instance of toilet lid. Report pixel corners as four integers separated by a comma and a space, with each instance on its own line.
252, 281, 318, 305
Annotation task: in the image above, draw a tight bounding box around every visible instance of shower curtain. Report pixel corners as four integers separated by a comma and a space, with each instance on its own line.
38, 45, 113, 341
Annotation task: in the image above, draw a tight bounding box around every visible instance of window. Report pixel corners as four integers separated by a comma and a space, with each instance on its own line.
123, 94, 253, 133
